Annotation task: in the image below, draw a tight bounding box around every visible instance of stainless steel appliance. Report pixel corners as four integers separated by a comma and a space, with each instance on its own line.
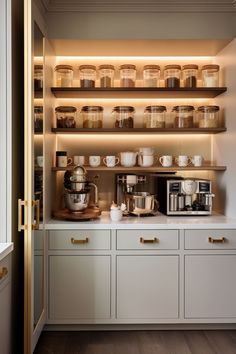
116, 174, 158, 215
157, 177, 214, 215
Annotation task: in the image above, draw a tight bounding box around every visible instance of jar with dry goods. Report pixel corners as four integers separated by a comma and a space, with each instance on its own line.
112, 106, 135, 128
197, 106, 220, 128
79, 65, 96, 88
119, 64, 136, 87
81, 106, 103, 128
143, 65, 161, 87
182, 64, 198, 88
98, 65, 115, 88
201, 64, 220, 87
55, 106, 77, 128
34, 106, 43, 133
34, 65, 43, 90
164, 65, 181, 88
144, 106, 166, 128
55, 65, 73, 87
173, 106, 195, 128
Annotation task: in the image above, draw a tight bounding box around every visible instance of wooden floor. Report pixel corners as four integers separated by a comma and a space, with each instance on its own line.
34, 330, 236, 354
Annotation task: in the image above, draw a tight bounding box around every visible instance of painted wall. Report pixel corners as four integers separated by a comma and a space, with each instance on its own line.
46, 12, 236, 40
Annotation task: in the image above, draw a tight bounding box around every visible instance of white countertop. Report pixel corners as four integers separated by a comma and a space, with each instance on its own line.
45, 212, 236, 230
0, 243, 13, 262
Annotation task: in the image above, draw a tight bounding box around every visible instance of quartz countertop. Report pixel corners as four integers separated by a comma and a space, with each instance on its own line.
45, 212, 236, 230
0, 243, 13, 262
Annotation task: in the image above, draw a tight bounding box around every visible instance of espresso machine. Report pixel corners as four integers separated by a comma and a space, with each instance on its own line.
116, 174, 159, 216
156, 176, 215, 215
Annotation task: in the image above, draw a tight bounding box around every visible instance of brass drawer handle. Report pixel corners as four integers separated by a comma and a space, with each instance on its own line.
71, 237, 89, 245
208, 237, 225, 244
0, 267, 8, 281
140, 237, 159, 244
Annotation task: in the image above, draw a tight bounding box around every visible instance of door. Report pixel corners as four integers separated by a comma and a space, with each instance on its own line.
20, 1, 46, 352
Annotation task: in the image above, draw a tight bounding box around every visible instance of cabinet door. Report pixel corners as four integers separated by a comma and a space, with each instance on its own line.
117, 256, 179, 319
49, 255, 111, 320
0, 255, 11, 354
185, 255, 236, 318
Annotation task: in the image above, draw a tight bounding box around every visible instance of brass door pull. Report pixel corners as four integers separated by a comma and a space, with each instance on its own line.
18, 199, 27, 231
208, 237, 225, 244
0, 267, 8, 281
140, 237, 159, 244
71, 237, 89, 245
32, 199, 40, 230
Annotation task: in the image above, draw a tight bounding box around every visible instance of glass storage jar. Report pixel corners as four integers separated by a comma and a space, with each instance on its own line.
144, 106, 166, 128
79, 65, 96, 88
112, 106, 135, 128
98, 64, 115, 88
55, 106, 77, 128
55, 65, 73, 87
119, 64, 136, 87
201, 64, 220, 87
143, 65, 161, 87
34, 65, 43, 90
34, 106, 43, 133
197, 106, 220, 128
81, 106, 103, 128
182, 64, 198, 88
164, 65, 181, 88
173, 106, 195, 128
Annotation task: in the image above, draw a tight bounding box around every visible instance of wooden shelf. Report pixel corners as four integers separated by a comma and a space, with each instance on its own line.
51, 127, 226, 135
52, 165, 226, 172
51, 87, 227, 99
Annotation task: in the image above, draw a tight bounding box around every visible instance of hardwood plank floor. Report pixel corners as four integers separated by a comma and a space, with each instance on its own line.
34, 330, 236, 354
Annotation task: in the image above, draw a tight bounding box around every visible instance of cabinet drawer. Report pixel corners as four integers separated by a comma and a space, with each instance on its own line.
117, 230, 179, 250
49, 230, 111, 250
185, 229, 236, 250
0, 255, 10, 289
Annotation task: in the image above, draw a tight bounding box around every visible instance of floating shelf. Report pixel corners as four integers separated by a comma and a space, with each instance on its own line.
51, 87, 227, 99
52, 165, 226, 172
51, 127, 226, 135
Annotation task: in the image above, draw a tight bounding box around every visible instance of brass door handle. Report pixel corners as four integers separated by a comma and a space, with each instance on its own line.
71, 237, 89, 245
0, 267, 8, 281
32, 199, 40, 230
140, 237, 159, 244
18, 199, 27, 231
208, 237, 225, 244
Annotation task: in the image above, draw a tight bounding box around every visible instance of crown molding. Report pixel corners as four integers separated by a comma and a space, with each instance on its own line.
40, 0, 236, 13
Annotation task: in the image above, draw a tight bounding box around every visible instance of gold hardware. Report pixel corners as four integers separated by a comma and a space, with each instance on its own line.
32, 199, 40, 230
208, 237, 225, 244
0, 267, 8, 281
18, 199, 27, 231
71, 237, 89, 245
140, 237, 159, 244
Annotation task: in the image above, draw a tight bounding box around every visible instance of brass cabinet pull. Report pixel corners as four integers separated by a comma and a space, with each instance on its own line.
208, 237, 225, 244
18, 199, 27, 231
140, 237, 159, 244
0, 267, 8, 281
32, 199, 40, 230
71, 237, 89, 245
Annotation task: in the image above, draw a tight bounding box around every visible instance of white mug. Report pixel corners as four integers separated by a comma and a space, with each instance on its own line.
89, 155, 101, 167
110, 209, 123, 222
73, 155, 85, 165
138, 154, 155, 167
36, 156, 43, 167
103, 156, 119, 167
175, 155, 191, 167
191, 155, 204, 167
159, 155, 173, 167
120, 152, 137, 167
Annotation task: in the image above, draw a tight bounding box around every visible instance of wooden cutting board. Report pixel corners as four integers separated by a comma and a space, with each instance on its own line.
53, 208, 101, 221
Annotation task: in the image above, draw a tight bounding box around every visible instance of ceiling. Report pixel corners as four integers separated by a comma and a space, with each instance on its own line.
40, 0, 236, 13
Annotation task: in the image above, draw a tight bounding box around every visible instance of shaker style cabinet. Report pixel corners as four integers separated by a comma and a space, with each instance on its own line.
48, 255, 111, 320
0, 254, 11, 354
117, 255, 179, 319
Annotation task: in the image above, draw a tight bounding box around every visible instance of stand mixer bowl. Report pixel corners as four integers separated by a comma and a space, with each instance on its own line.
64, 191, 90, 212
